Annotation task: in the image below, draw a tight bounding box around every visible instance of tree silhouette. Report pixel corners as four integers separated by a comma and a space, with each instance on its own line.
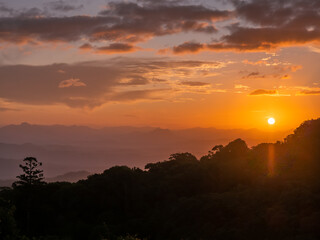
13, 157, 44, 187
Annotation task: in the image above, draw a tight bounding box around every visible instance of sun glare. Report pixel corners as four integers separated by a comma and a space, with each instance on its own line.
268, 117, 275, 125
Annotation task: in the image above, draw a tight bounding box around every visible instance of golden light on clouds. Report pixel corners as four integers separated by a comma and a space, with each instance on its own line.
0, 0, 319, 131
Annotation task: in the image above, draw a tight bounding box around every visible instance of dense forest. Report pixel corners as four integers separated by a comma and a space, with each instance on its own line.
1, 118, 320, 240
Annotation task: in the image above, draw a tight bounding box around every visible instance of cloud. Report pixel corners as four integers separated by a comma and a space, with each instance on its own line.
0, 58, 227, 108
169, 26, 319, 53
293, 86, 320, 95
1, 0, 319, 54
215, 0, 320, 51
118, 76, 149, 85
0, 1, 230, 47
111, 89, 169, 102
165, 0, 320, 53
0, 3, 47, 18
151, 78, 167, 83
233, 0, 320, 27
213, 26, 320, 51
298, 90, 320, 95
0, 63, 120, 108
240, 65, 298, 80
172, 42, 205, 54
234, 84, 249, 89
309, 46, 320, 54
275, 65, 303, 72
249, 89, 277, 96
58, 78, 86, 88
281, 74, 291, 79
180, 81, 210, 86
242, 59, 268, 66
242, 72, 263, 79
0, 99, 20, 112
0, 15, 117, 43
95, 43, 138, 54
0, 106, 19, 112
46, 1, 83, 12
79, 43, 93, 50
80, 43, 138, 54
0, 3, 15, 16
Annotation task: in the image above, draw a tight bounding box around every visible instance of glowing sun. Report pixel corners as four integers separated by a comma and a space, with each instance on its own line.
268, 117, 276, 125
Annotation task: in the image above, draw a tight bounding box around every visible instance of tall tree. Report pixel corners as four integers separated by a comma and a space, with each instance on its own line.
13, 157, 44, 187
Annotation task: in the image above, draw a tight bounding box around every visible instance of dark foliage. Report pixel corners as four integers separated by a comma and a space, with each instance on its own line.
13, 157, 44, 187
1, 119, 320, 239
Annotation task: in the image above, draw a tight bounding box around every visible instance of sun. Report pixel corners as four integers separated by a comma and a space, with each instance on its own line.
268, 117, 275, 125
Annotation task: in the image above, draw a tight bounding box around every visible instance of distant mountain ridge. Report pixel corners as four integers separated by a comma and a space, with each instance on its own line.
0, 122, 289, 145
0, 170, 91, 187
0, 123, 290, 180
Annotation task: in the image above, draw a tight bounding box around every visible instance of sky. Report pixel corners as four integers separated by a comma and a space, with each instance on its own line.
0, 0, 320, 131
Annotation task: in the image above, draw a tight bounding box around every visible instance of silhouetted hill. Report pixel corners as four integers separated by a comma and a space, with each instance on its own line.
0, 118, 320, 240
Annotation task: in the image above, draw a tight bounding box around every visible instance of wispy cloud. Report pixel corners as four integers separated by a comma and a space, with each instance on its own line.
179, 81, 210, 86
249, 89, 278, 96
299, 90, 320, 95
58, 78, 86, 88
46, 1, 83, 12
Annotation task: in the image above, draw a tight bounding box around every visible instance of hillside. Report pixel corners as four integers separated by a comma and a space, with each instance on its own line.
0, 118, 319, 240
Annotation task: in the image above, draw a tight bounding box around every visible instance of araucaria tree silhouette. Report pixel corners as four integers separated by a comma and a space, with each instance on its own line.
14, 157, 44, 187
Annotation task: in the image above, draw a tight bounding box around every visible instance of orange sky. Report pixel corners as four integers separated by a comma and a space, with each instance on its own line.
0, 0, 320, 131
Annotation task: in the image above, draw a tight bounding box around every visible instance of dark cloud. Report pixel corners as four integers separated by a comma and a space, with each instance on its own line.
0, 3, 15, 16
79, 43, 93, 50
167, 0, 320, 53
96, 43, 137, 54
233, 0, 320, 27
215, 24, 320, 51
0, 16, 117, 43
233, 0, 294, 26
219, 0, 320, 50
0, 3, 47, 18
137, 0, 183, 5
100, 2, 229, 22
1, 0, 319, 52
0, 2, 230, 46
16, 8, 46, 18
180, 81, 210, 86
79, 42, 138, 54
46, 1, 83, 12
172, 42, 205, 54
151, 78, 167, 83
249, 89, 277, 96
242, 72, 265, 79
95, 2, 227, 42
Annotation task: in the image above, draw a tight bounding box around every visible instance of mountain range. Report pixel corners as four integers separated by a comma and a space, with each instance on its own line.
0, 122, 290, 181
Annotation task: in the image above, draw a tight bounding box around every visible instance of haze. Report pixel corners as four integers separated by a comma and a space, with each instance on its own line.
0, 0, 319, 180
